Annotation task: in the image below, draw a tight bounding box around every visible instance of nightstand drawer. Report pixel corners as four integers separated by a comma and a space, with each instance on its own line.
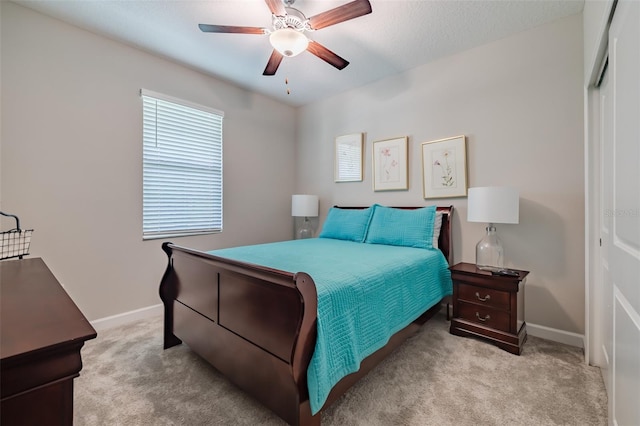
457, 301, 510, 332
457, 283, 510, 311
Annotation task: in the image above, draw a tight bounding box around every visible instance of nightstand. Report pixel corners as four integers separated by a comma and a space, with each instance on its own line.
449, 262, 529, 355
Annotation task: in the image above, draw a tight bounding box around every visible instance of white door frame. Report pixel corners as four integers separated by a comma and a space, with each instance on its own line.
584, 0, 616, 367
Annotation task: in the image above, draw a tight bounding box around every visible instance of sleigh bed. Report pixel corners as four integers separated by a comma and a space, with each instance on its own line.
159, 205, 454, 426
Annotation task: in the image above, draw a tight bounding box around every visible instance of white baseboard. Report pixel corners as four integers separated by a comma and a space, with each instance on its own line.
95, 302, 449, 331
526, 322, 585, 348
91, 304, 584, 350
91, 303, 163, 331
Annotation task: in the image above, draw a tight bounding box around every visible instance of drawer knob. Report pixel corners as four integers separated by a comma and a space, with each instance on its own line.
475, 292, 491, 302
476, 312, 491, 322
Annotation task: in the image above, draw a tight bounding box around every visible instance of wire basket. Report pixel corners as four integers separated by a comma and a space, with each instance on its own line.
1, 212, 34, 260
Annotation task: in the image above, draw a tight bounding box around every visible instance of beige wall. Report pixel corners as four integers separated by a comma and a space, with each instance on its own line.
296, 15, 585, 333
1, 3, 587, 335
0, 2, 297, 320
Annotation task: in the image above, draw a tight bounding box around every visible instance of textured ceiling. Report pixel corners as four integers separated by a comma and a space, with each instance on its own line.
13, 0, 585, 106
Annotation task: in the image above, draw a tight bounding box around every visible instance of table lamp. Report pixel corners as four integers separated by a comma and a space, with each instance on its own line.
291, 194, 318, 239
467, 187, 519, 270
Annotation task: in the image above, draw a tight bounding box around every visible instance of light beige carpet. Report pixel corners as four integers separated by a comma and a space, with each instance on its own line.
75, 314, 607, 425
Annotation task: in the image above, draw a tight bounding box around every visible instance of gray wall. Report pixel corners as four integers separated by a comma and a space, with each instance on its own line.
0, 2, 297, 320
296, 15, 585, 333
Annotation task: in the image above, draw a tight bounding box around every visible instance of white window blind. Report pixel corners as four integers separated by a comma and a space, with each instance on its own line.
141, 89, 223, 239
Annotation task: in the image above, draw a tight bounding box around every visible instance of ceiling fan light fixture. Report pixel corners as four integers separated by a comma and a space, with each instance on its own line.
269, 28, 308, 57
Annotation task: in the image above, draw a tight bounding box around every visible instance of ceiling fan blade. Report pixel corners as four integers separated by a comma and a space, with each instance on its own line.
306, 41, 349, 70
198, 24, 266, 35
264, 0, 286, 16
263, 50, 284, 76
308, 0, 372, 30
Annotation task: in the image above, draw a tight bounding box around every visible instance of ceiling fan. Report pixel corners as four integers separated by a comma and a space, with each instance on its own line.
198, 0, 372, 76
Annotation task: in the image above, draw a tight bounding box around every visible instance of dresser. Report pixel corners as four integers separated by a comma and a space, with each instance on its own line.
449, 262, 529, 355
1, 258, 97, 425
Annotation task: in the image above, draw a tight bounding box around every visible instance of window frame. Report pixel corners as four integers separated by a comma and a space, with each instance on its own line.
141, 89, 224, 240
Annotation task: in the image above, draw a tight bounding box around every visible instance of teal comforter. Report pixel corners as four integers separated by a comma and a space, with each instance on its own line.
209, 238, 452, 414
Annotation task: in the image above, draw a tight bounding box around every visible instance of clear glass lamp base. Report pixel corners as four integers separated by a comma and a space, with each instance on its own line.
297, 217, 313, 239
476, 225, 504, 271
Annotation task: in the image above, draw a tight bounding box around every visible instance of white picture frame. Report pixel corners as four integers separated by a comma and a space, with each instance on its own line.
372, 136, 408, 191
421, 135, 468, 199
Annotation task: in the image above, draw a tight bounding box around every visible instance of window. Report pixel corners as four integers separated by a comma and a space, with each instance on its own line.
141, 89, 223, 239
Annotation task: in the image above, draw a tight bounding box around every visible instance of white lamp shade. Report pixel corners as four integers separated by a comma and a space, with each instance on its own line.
467, 187, 519, 224
292, 195, 318, 217
269, 28, 309, 57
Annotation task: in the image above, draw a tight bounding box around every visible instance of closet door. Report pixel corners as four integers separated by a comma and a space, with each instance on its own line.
607, 0, 640, 424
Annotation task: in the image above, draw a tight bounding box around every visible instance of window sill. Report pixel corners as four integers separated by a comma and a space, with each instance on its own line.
143, 230, 222, 241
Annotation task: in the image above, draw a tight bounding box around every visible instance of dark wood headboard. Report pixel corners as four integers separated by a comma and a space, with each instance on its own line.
333, 206, 454, 266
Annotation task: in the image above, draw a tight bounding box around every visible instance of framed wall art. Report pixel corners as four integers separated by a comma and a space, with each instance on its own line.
421, 135, 467, 199
334, 133, 363, 182
372, 136, 408, 191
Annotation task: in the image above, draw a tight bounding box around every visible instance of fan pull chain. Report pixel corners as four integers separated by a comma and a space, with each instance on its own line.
285, 77, 290, 95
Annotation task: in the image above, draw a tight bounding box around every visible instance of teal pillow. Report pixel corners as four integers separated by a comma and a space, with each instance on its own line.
364, 205, 437, 249
318, 206, 375, 243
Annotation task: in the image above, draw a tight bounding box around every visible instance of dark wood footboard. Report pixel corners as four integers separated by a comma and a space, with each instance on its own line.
159, 242, 319, 425
159, 206, 453, 426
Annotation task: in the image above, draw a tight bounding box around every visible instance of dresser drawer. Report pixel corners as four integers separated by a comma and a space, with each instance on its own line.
457, 301, 511, 332
457, 283, 510, 311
